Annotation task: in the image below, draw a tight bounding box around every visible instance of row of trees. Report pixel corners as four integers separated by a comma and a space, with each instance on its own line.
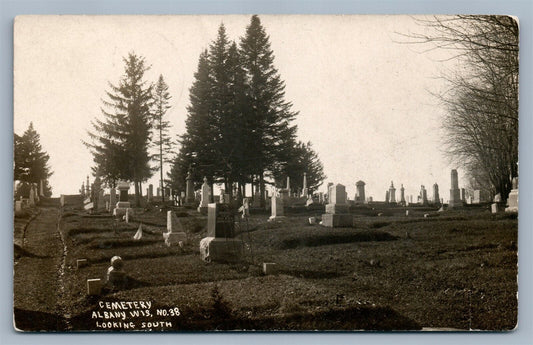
14, 122, 53, 197
410, 15, 518, 199
168, 16, 325, 205
85, 55, 173, 206
86, 15, 325, 206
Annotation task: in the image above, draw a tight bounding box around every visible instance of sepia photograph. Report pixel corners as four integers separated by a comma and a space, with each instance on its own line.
13, 14, 519, 332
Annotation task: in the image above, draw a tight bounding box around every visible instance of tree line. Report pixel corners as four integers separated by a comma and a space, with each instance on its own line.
86, 15, 325, 206
14, 122, 53, 197
408, 15, 518, 200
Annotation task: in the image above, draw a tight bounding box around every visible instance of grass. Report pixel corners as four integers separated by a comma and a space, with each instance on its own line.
15, 205, 518, 331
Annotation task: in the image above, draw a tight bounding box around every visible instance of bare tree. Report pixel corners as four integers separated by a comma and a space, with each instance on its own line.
403, 15, 518, 199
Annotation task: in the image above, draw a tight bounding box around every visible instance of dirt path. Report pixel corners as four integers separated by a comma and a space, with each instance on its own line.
13, 206, 67, 331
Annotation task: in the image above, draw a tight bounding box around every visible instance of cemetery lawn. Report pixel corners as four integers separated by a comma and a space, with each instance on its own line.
14, 205, 517, 331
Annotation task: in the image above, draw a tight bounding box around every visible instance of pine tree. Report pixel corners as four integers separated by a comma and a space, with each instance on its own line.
174, 49, 217, 193
14, 123, 53, 197
239, 15, 298, 204
86, 52, 154, 206
152, 74, 172, 201
272, 141, 326, 194
14, 122, 52, 184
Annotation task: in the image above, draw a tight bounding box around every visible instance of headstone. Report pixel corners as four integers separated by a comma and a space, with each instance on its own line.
83, 202, 94, 211
39, 179, 45, 197
269, 194, 285, 221
448, 169, 463, 208
355, 180, 366, 204
198, 177, 210, 214
388, 181, 396, 203
77, 259, 88, 269
419, 185, 428, 206
433, 183, 440, 206
263, 263, 277, 275
286, 176, 291, 194
97, 189, 105, 210
326, 182, 334, 203
473, 190, 490, 204
239, 198, 250, 218
385, 190, 389, 203
157, 187, 161, 197
60, 194, 65, 207
164, 211, 187, 246
113, 181, 132, 217
506, 177, 518, 213
279, 189, 289, 205
302, 173, 308, 197
109, 187, 116, 214
87, 279, 102, 295
318, 192, 325, 204
186, 171, 195, 205
252, 185, 261, 208
460, 188, 466, 202
491, 203, 501, 214
125, 208, 131, 223
322, 184, 352, 227
400, 184, 405, 205
147, 184, 153, 201
28, 187, 35, 206
199, 203, 243, 262
106, 256, 126, 288
305, 195, 314, 207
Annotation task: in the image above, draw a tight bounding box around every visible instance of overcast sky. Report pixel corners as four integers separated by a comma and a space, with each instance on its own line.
14, 14, 464, 200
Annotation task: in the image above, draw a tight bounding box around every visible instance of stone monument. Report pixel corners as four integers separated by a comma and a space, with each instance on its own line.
105, 256, 127, 288
199, 203, 243, 262
322, 183, 353, 227
148, 184, 153, 202
355, 180, 366, 204
433, 183, 440, 206
198, 177, 210, 214
113, 180, 132, 217
302, 173, 308, 197
505, 177, 518, 213
268, 190, 285, 221
163, 211, 187, 246
448, 169, 462, 208
185, 170, 195, 205
388, 181, 396, 203
420, 185, 428, 206
400, 184, 406, 205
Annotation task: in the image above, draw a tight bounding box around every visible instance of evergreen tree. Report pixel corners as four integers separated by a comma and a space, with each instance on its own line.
239, 15, 298, 204
86, 52, 154, 206
152, 74, 173, 201
14, 122, 52, 184
272, 141, 326, 194
174, 49, 217, 193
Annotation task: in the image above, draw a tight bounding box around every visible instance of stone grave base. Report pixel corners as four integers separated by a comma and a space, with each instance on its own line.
321, 213, 353, 228
199, 237, 243, 263
113, 207, 133, 217
325, 204, 350, 214
268, 215, 285, 222
197, 206, 208, 215
163, 232, 187, 246
492, 202, 506, 214
505, 189, 518, 213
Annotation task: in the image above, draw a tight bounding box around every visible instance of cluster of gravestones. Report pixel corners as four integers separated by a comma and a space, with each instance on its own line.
14, 180, 46, 212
